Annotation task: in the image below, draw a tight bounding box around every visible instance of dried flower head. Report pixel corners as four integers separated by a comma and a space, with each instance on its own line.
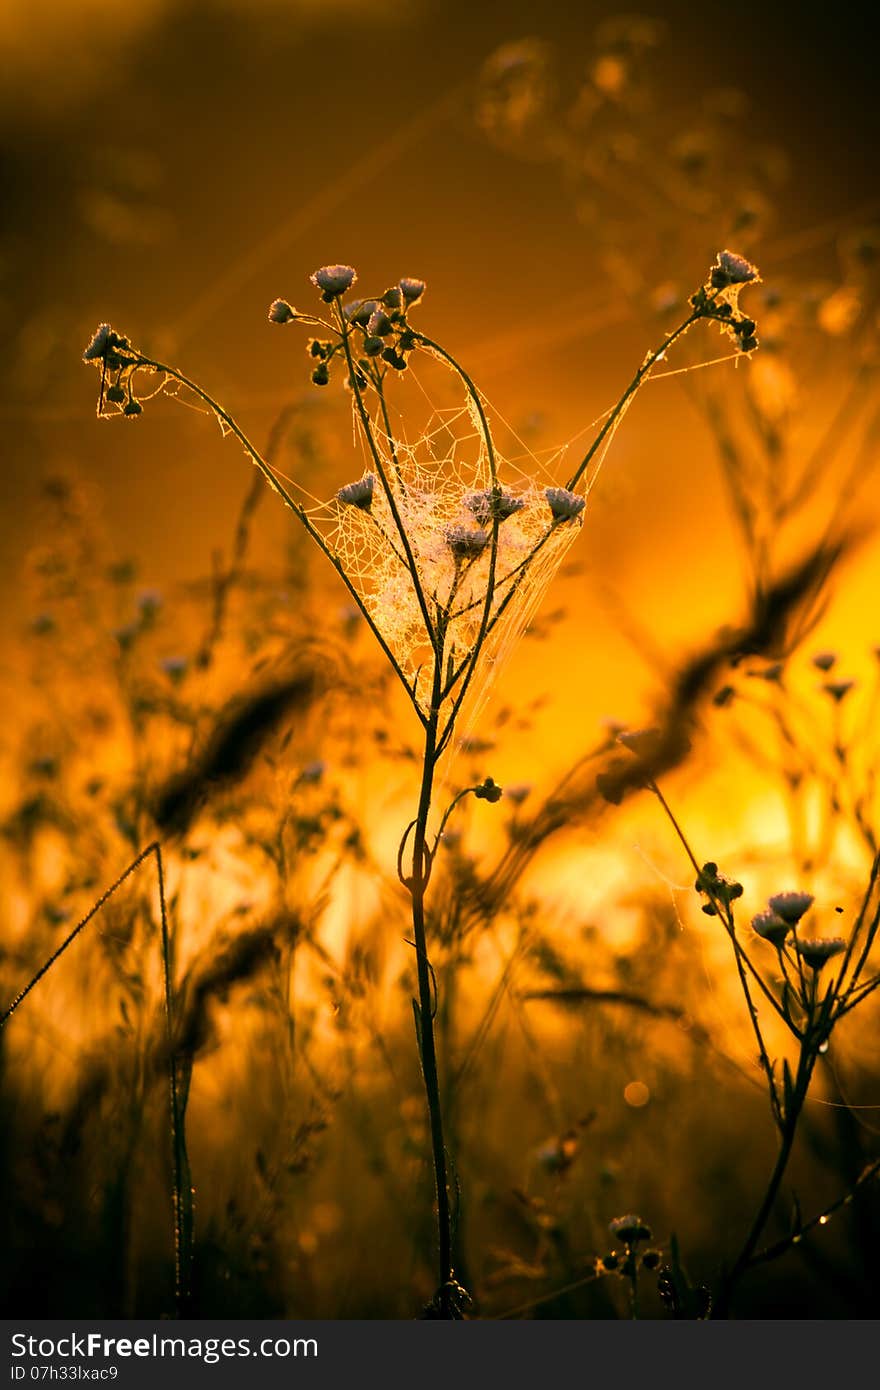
311, 265, 357, 300
751, 909, 790, 947
381, 286, 404, 310
399, 277, 426, 305
268, 298, 297, 324
768, 891, 814, 925
82, 323, 118, 361
609, 1214, 652, 1245
465, 488, 525, 526
367, 307, 395, 338
711, 249, 760, 289
446, 526, 489, 561
337, 473, 375, 512
545, 486, 586, 523
797, 937, 846, 971
695, 861, 743, 915
346, 299, 379, 327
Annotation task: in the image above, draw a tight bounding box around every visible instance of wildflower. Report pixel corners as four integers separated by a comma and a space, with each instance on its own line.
363, 335, 384, 357
751, 909, 790, 947
474, 777, 503, 803
123, 400, 142, 417
446, 526, 489, 561
710, 249, 760, 289
601, 1252, 620, 1272
822, 679, 855, 703
797, 937, 846, 971
768, 891, 814, 925
609, 1215, 652, 1246
545, 486, 586, 522
465, 488, 525, 526
695, 861, 743, 915
105, 384, 126, 404
399, 277, 426, 305
337, 473, 375, 512
346, 299, 378, 326
381, 286, 404, 309
312, 362, 330, 386
641, 1250, 662, 1271
82, 323, 118, 361
367, 307, 394, 337
268, 298, 297, 324
382, 347, 408, 371
311, 265, 357, 300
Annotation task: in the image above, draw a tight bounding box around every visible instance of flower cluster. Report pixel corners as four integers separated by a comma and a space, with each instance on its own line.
82, 324, 145, 416
268, 265, 427, 389
694, 861, 743, 916
690, 249, 761, 353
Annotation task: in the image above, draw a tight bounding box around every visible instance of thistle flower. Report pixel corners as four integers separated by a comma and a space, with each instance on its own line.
465, 488, 525, 526
381, 286, 404, 309
797, 937, 846, 971
399, 277, 426, 305
367, 307, 395, 337
346, 299, 378, 326
751, 909, 790, 947
337, 474, 375, 512
311, 265, 357, 300
82, 323, 118, 361
268, 298, 297, 324
768, 891, 814, 925
545, 486, 586, 522
710, 249, 760, 289
767, 889, 811, 922
609, 1215, 652, 1245
446, 526, 489, 560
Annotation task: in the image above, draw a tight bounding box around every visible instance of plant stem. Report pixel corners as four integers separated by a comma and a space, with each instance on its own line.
714, 1039, 817, 1317
407, 656, 456, 1315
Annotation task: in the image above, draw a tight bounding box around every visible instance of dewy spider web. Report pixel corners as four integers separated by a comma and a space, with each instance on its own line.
306, 358, 586, 729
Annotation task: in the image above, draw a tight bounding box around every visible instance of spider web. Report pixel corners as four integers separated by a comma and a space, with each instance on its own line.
299, 361, 585, 728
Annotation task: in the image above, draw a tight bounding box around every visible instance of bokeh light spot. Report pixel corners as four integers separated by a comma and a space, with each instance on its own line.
624, 1081, 650, 1108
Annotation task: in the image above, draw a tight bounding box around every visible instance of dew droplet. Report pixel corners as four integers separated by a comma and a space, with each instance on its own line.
818, 1041, 829, 1054
819, 1214, 829, 1225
